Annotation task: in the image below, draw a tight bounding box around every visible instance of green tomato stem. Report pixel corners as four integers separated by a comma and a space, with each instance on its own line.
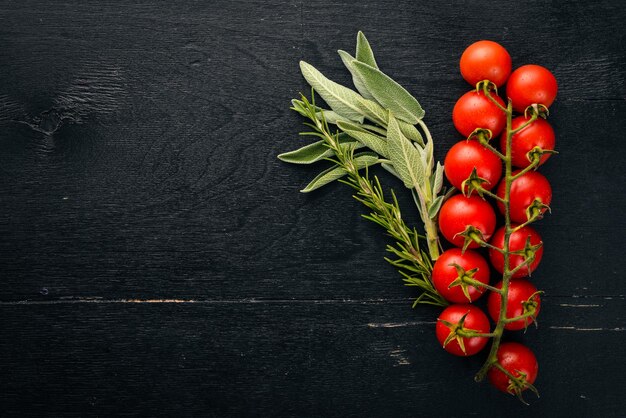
510, 158, 541, 180
475, 96, 515, 383
502, 310, 536, 324
462, 277, 505, 295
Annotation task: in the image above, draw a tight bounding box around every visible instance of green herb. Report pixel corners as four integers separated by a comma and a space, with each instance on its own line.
279, 32, 453, 306
290, 94, 447, 306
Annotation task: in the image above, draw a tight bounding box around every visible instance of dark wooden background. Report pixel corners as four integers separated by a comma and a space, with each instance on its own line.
1, 1, 624, 416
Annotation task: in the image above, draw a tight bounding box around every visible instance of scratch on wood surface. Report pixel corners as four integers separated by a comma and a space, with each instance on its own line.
367, 321, 435, 328
549, 326, 625, 332
558, 304, 601, 308
389, 348, 411, 366
0, 297, 410, 306
0, 297, 200, 305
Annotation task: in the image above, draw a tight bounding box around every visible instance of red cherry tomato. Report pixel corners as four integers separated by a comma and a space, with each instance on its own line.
439, 194, 496, 248
488, 225, 543, 279
452, 90, 506, 138
460, 40, 512, 87
436, 304, 490, 356
506, 65, 558, 113
501, 116, 556, 168
496, 171, 552, 223
487, 279, 541, 330
432, 248, 490, 303
488, 342, 538, 394
444, 140, 502, 194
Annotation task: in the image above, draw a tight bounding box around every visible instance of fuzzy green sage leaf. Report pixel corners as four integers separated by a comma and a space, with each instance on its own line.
355, 31, 378, 69
300, 61, 366, 123
386, 113, 425, 189
353, 96, 388, 126
337, 120, 388, 158
428, 195, 445, 220
398, 121, 424, 146
338, 50, 376, 101
433, 161, 444, 195
278, 133, 360, 165
301, 152, 379, 192
315, 109, 353, 125
352, 61, 425, 124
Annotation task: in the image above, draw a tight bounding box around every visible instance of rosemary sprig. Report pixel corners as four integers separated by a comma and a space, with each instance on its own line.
291, 94, 448, 307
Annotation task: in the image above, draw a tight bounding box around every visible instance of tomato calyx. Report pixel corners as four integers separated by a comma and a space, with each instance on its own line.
478, 80, 508, 114
502, 290, 544, 331
468, 127, 493, 144
447, 262, 487, 302
509, 236, 544, 277
475, 79, 499, 96
523, 103, 550, 120
492, 362, 540, 405
526, 146, 559, 167
525, 198, 552, 223
439, 311, 491, 355
456, 225, 487, 253
461, 167, 491, 198
467, 128, 506, 162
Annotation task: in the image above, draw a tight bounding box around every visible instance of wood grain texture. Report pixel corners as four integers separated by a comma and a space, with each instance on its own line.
0, 0, 624, 416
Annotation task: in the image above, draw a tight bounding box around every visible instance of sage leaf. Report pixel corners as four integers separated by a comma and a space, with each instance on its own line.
315, 109, 352, 125
433, 162, 444, 194
423, 138, 434, 171
300, 61, 365, 123
337, 120, 388, 157
352, 151, 380, 167
290, 99, 308, 118
412, 188, 427, 220
381, 162, 402, 181
386, 113, 425, 189
277, 134, 361, 165
352, 61, 425, 124
428, 195, 445, 219
354, 96, 388, 126
300, 152, 379, 193
338, 50, 375, 100
291, 98, 321, 112
398, 121, 424, 146
356, 31, 378, 69
417, 141, 430, 175
301, 164, 347, 193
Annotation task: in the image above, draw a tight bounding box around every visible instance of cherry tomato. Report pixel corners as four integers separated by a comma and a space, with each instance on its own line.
496, 171, 552, 223
501, 116, 556, 168
436, 304, 490, 356
487, 279, 541, 330
452, 90, 506, 138
460, 40, 512, 87
488, 225, 543, 279
432, 248, 490, 303
439, 194, 496, 248
444, 139, 502, 194
506, 65, 558, 113
488, 342, 538, 394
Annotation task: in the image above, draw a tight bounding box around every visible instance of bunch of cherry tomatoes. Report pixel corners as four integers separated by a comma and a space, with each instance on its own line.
433, 40, 557, 398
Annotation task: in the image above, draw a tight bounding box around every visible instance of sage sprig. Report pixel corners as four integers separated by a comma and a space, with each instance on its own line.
288, 94, 447, 307
279, 32, 452, 306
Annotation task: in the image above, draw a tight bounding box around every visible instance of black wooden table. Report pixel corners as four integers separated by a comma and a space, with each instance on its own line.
1, 1, 624, 416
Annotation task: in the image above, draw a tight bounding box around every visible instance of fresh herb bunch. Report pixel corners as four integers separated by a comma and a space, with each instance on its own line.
279, 32, 451, 306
